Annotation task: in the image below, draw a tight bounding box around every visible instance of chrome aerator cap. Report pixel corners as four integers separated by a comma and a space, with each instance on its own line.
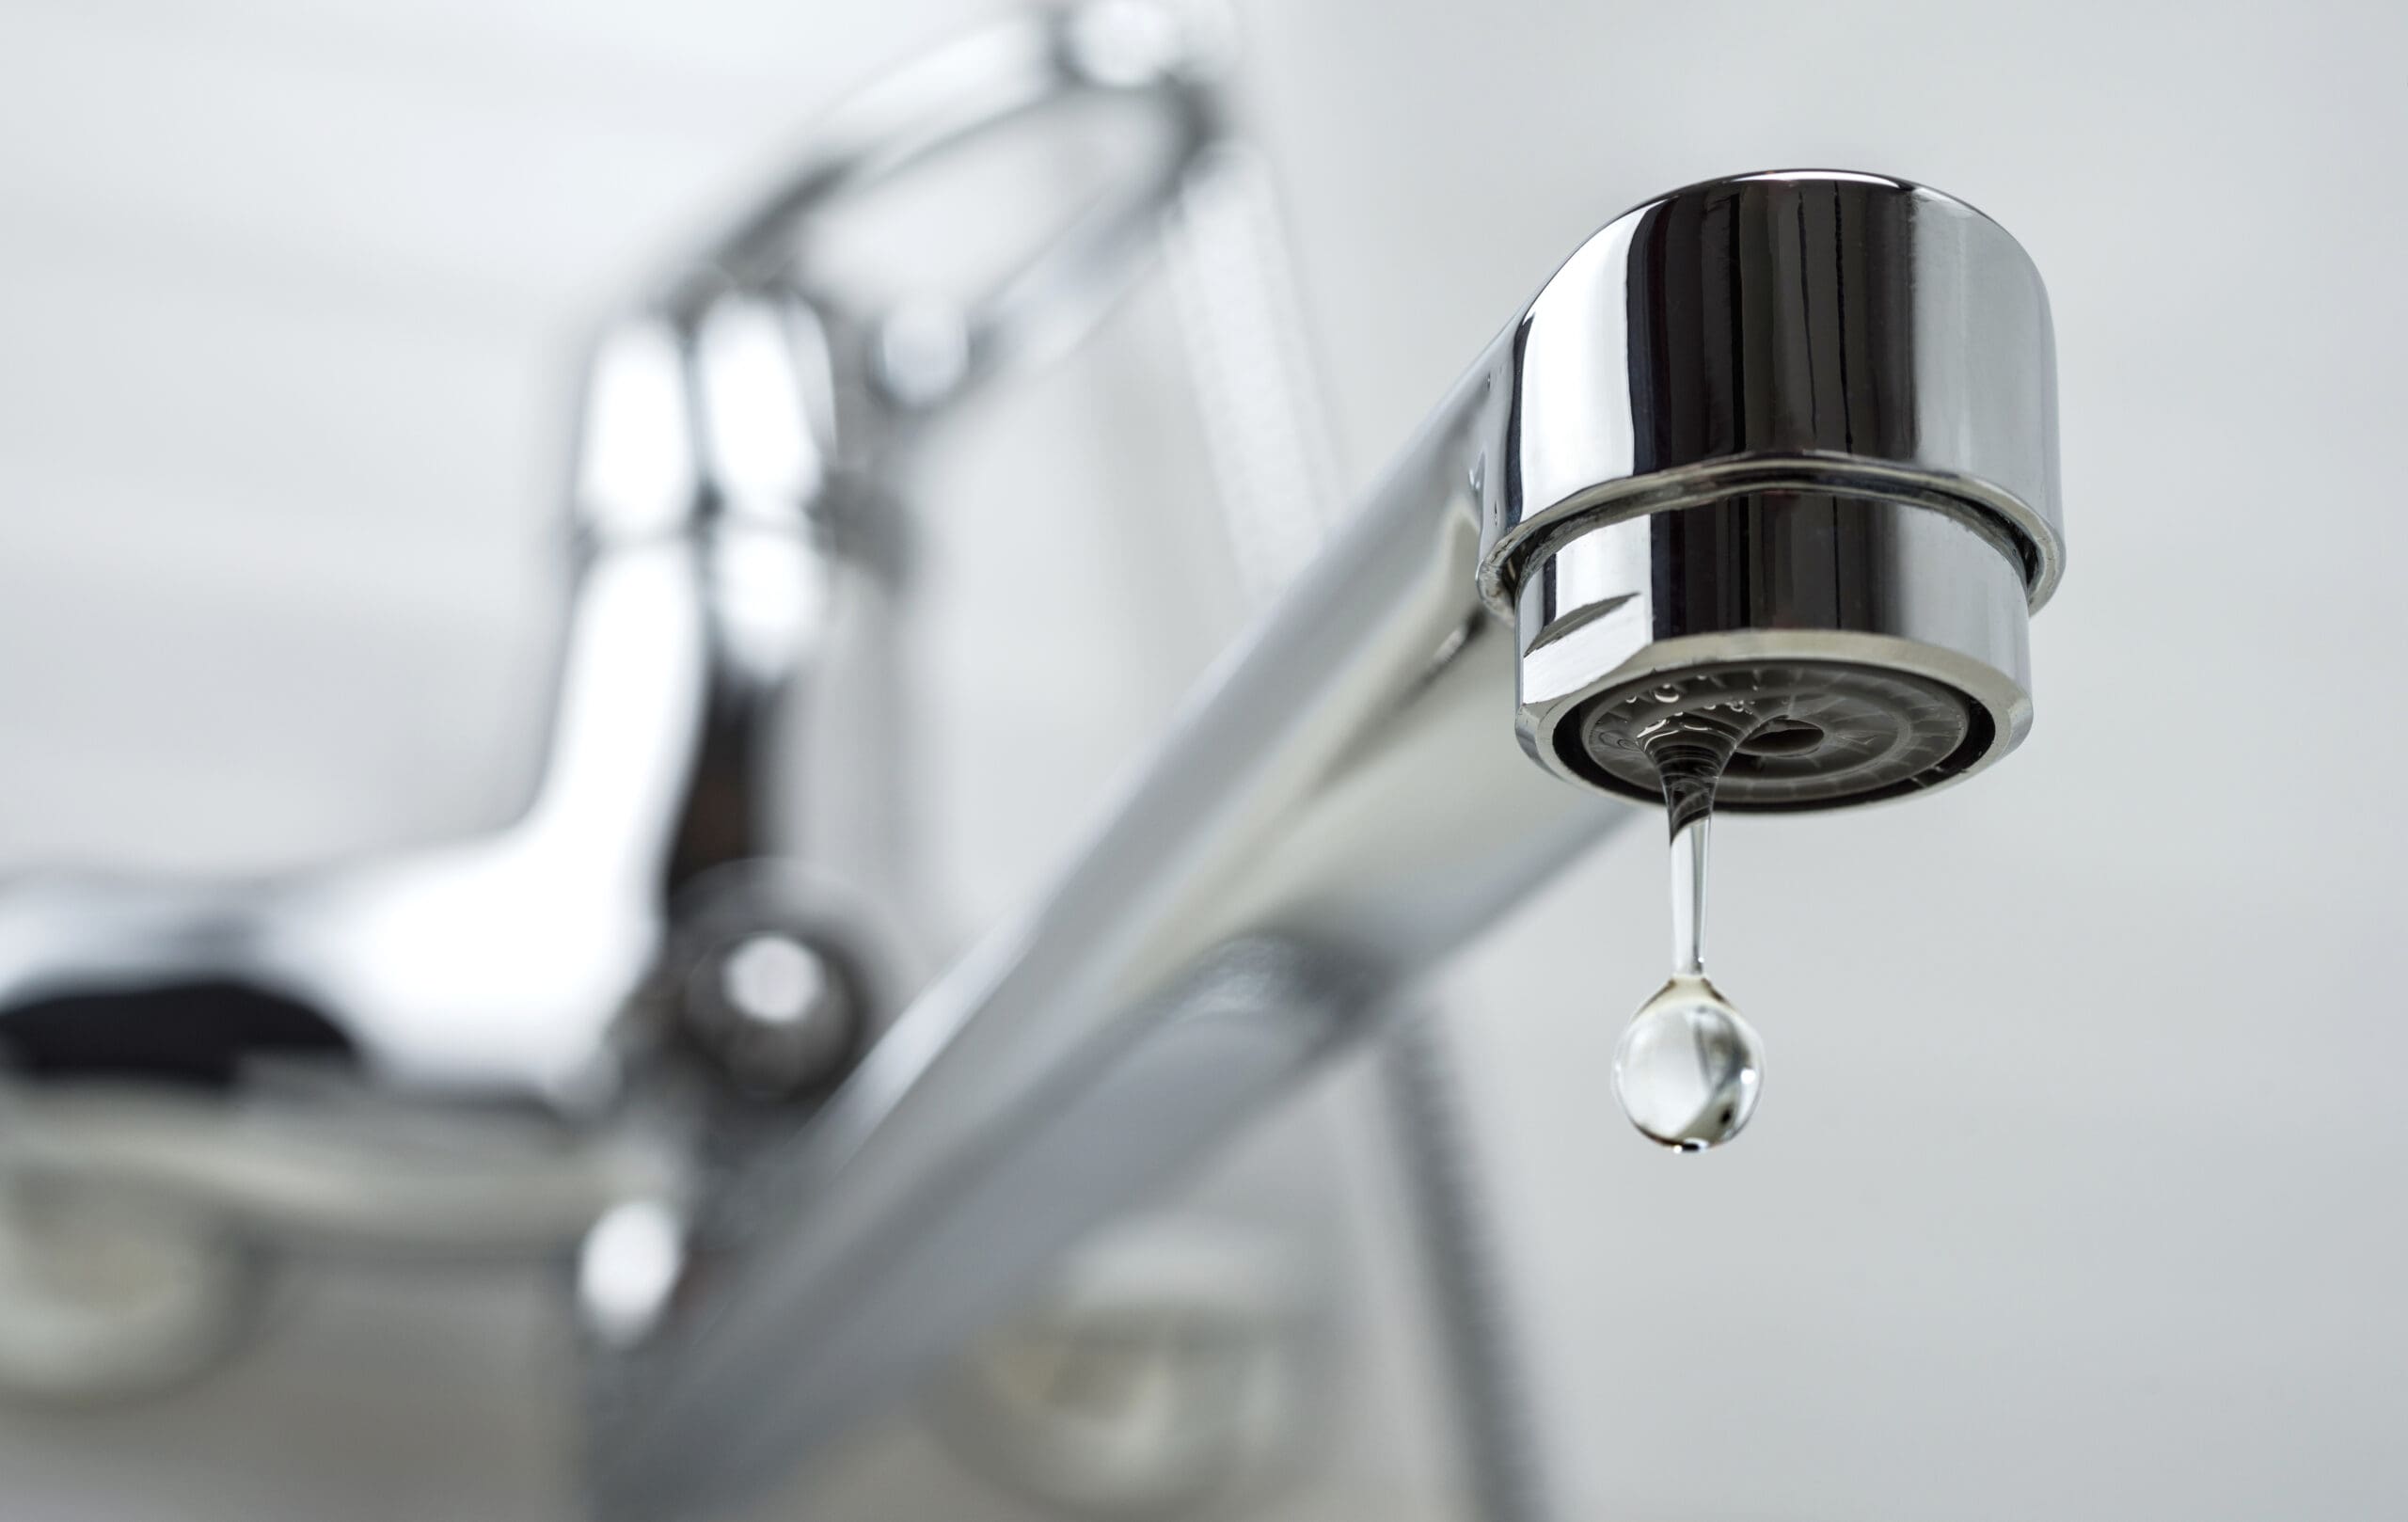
1473, 169, 2063, 811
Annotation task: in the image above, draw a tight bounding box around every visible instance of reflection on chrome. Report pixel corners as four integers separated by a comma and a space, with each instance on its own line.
0, 2, 2062, 1519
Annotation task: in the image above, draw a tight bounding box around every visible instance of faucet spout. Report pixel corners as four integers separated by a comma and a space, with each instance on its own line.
592, 167, 2064, 1521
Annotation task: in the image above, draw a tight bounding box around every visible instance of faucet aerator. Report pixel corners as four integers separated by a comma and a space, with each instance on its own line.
1474, 171, 2063, 812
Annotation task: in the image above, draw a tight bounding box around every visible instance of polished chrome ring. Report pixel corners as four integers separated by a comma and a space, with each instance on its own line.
1474, 169, 2064, 615
1511, 494, 2036, 809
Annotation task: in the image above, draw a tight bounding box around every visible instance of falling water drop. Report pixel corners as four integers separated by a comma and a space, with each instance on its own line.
1610, 708, 1765, 1151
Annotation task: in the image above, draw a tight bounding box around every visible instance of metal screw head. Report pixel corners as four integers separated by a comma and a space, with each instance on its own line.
680, 931, 859, 1098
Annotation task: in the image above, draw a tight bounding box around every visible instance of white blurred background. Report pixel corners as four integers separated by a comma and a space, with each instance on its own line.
1, 1, 2403, 1519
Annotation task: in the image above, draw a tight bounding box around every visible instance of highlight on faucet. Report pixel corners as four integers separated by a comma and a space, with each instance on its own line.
0, 3, 2393, 1520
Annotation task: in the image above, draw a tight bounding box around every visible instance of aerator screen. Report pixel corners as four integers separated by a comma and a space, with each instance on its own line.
1560, 660, 1995, 811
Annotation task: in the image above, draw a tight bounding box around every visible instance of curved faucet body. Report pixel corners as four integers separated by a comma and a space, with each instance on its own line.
0, 1, 1221, 1392
594, 167, 2063, 1521
0, 8, 2061, 1515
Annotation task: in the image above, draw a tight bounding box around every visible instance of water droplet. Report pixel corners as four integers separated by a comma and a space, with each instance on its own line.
1611, 705, 1766, 1150
1612, 975, 1763, 1150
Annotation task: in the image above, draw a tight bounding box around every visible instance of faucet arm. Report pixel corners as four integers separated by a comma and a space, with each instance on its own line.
590, 165, 2066, 1520
589, 341, 1625, 1519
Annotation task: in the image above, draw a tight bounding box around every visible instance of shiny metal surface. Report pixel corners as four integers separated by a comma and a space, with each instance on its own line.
0, 531, 723, 1102
0, 0, 1221, 1404
1169, 141, 1560, 1522
658, 0, 1221, 413
663, 864, 877, 1099
1514, 496, 2034, 807
1471, 171, 2059, 810
0, 10, 2067, 1514
1472, 170, 2062, 612
594, 167, 2064, 1520
590, 363, 1619, 1515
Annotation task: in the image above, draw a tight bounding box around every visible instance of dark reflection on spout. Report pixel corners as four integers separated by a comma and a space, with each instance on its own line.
1621, 175, 1923, 473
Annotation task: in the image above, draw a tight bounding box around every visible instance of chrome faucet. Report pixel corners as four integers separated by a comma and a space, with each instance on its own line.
0, 4, 2061, 1517
594, 158, 2065, 1520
